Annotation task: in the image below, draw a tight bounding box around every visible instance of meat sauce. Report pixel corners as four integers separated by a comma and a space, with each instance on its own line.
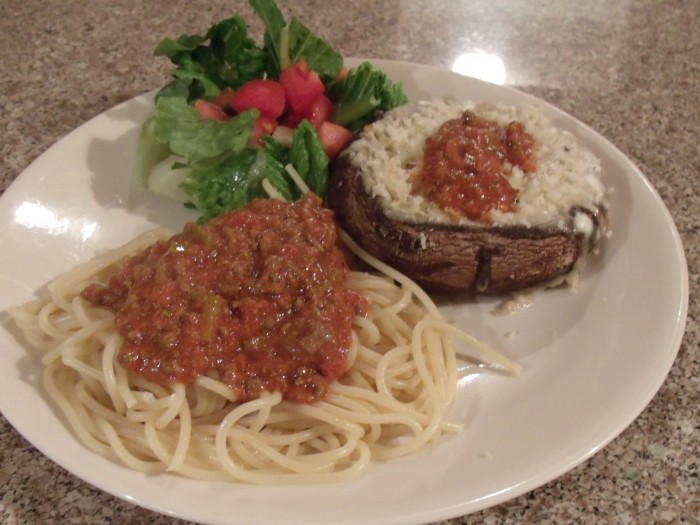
82, 194, 367, 404
412, 110, 537, 221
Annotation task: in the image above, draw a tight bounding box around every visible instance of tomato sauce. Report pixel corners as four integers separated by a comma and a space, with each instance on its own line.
412, 110, 537, 221
82, 194, 367, 404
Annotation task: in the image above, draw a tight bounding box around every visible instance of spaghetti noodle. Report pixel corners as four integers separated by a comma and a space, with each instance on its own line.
10, 198, 520, 484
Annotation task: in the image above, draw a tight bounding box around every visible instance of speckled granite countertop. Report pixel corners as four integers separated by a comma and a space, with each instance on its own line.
1, 1, 698, 523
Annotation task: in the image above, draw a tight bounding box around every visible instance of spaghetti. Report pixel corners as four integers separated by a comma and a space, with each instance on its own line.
10, 198, 520, 484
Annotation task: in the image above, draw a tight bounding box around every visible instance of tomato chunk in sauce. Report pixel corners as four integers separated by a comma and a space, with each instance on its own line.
412, 110, 537, 222
82, 194, 367, 404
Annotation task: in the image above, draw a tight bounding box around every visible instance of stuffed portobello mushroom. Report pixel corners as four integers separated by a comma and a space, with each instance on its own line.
328, 100, 609, 294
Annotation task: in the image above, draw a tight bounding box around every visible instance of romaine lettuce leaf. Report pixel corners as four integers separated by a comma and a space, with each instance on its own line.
261, 136, 294, 200
154, 16, 266, 101
250, 0, 343, 81
289, 120, 330, 196
132, 116, 172, 189
180, 149, 259, 222
258, 124, 330, 200
153, 96, 256, 164
328, 61, 408, 132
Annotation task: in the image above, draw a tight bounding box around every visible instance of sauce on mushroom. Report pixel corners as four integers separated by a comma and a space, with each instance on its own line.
412, 110, 537, 221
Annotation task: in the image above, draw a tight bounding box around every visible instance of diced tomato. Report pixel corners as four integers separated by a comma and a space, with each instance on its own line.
279, 62, 325, 114
194, 99, 228, 121
337, 66, 349, 80
211, 87, 237, 110
281, 94, 334, 130
249, 115, 278, 147
301, 94, 334, 130
280, 111, 303, 129
230, 79, 286, 119
318, 121, 353, 159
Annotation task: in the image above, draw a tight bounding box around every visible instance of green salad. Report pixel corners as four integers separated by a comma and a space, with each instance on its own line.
134, 0, 407, 221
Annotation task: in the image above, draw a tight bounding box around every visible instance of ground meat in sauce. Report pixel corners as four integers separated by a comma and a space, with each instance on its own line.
81, 194, 367, 404
412, 110, 537, 221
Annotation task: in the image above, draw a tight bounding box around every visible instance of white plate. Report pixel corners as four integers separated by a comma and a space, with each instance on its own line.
0, 59, 688, 525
